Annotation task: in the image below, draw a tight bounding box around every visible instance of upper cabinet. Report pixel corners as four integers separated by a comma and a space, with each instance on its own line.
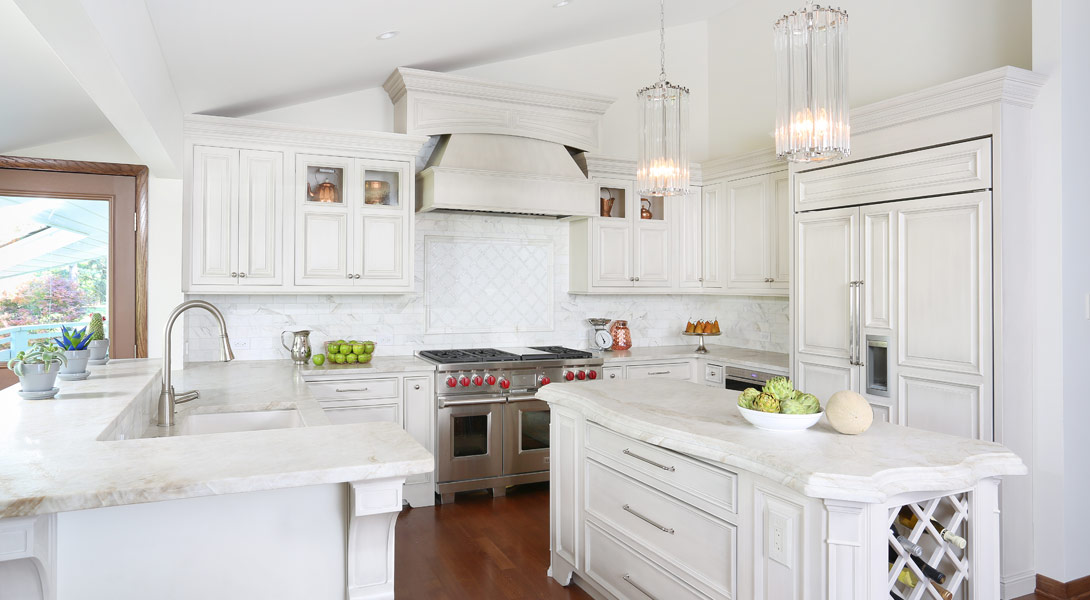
183, 115, 428, 294
678, 183, 723, 290
720, 171, 790, 294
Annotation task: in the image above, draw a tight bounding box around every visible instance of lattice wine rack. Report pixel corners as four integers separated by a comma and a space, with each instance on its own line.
887, 492, 971, 600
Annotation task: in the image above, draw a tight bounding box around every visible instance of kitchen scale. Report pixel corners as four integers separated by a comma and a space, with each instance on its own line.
588, 318, 613, 351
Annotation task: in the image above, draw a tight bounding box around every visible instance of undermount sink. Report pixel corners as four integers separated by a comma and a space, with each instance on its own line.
175, 409, 304, 436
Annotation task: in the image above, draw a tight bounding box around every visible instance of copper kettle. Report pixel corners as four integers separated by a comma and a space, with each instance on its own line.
308, 179, 339, 203
640, 198, 653, 220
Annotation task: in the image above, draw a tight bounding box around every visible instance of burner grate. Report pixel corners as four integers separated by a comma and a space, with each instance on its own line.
529, 346, 593, 360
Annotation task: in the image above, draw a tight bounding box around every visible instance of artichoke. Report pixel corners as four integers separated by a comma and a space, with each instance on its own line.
754, 392, 780, 413
763, 376, 795, 400
780, 393, 821, 414
737, 387, 761, 409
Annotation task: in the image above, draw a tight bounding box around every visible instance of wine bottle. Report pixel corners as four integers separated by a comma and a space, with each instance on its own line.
891, 525, 924, 557
897, 506, 967, 549
888, 547, 948, 585
888, 563, 954, 600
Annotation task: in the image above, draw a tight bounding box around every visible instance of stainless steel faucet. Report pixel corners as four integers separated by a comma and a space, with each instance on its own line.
158, 300, 234, 427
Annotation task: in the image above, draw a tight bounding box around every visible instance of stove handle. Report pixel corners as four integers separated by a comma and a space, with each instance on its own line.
438, 396, 505, 408
507, 394, 540, 403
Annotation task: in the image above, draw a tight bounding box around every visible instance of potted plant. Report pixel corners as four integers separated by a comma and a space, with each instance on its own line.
87, 312, 109, 361
7, 341, 67, 392
54, 325, 92, 374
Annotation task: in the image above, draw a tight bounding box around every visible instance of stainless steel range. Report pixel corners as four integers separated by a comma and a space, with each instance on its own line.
417, 346, 603, 503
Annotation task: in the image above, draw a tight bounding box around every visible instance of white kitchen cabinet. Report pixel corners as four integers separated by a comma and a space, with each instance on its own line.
722, 171, 789, 294
189, 146, 284, 287
678, 184, 723, 290
601, 360, 698, 384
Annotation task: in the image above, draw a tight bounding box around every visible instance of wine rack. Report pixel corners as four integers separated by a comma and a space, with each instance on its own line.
888, 492, 971, 600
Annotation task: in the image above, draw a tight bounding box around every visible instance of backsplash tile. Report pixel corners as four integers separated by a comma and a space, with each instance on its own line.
185, 213, 789, 362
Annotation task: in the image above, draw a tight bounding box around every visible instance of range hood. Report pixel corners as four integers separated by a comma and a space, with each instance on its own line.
383, 68, 615, 218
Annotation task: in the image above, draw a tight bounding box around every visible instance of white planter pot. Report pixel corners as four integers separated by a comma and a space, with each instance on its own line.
18, 362, 61, 392
88, 339, 110, 360
61, 349, 90, 374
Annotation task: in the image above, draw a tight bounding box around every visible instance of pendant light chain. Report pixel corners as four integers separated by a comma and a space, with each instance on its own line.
659, 0, 666, 82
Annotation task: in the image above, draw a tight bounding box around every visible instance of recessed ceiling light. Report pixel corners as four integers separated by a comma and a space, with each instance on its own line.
376, 31, 399, 40
553, 0, 571, 7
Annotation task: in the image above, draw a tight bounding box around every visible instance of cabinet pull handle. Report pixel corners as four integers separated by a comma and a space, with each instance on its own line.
634, 276, 640, 281
622, 574, 659, 600
622, 449, 675, 472
231, 272, 238, 278
413, 384, 420, 390
354, 274, 361, 279
609, 373, 617, 379
239, 272, 246, 278
346, 274, 353, 279
768, 277, 774, 282
335, 388, 369, 393
622, 504, 675, 534
647, 370, 671, 376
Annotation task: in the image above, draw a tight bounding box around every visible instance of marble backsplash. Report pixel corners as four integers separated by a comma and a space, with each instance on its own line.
185, 213, 789, 362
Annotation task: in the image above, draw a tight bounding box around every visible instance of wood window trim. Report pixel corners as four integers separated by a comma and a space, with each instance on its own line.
0, 155, 150, 357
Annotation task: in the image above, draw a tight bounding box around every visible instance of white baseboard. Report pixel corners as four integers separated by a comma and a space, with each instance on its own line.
1001, 570, 1037, 599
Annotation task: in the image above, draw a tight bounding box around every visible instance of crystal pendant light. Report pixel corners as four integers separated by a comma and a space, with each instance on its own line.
774, 2, 849, 162
637, 0, 690, 196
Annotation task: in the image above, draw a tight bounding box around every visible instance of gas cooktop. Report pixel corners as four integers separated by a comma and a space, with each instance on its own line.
418, 346, 593, 365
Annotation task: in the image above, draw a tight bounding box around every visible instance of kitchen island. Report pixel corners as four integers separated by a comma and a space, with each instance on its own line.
0, 359, 432, 600
538, 378, 1025, 600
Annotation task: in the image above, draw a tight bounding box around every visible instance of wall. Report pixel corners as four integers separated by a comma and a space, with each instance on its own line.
246, 20, 710, 162
185, 212, 787, 362
707, 0, 1033, 157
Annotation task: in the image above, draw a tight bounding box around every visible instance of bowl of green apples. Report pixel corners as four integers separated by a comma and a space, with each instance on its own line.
322, 339, 376, 366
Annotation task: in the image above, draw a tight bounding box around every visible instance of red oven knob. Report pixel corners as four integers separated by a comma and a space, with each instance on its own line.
459, 376, 470, 387
472, 375, 483, 386
485, 374, 496, 386
539, 375, 551, 386
576, 370, 586, 380
564, 371, 575, 381
445, 376, 457, 388
499, 378, 511, 389
587, 370, 598, 380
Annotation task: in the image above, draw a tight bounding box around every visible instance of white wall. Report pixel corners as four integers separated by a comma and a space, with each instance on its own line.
707, 0, 1032, 157
246, 21, 710, 162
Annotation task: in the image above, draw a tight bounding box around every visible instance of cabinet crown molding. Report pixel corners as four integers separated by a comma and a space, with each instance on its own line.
383, 67, 615, 152
701, 148, 783, 182
183, 114, 430, 158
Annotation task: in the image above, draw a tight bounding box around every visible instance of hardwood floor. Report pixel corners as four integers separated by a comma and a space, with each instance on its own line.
396, 482, 591, 599
396, 483, 1045, 600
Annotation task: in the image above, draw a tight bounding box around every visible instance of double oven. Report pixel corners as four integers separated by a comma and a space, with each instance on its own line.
420, 347, 603, 504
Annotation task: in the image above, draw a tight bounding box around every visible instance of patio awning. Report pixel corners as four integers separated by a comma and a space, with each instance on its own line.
0, 196, 109, 279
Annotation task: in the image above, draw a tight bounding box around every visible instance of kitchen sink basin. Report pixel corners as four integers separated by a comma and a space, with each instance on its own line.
178, 409, 304, 435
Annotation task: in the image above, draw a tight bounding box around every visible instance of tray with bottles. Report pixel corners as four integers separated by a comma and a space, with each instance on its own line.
888, 494, 970, 600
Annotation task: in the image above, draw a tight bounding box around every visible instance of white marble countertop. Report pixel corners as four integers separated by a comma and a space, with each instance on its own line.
0, 359, 432, 519
537, 378, 1025, 503
596, 344, 790, 373
297, 354, 436, 378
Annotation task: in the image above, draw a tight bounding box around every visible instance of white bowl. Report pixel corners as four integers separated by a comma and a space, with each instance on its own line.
737, 405, 823, 432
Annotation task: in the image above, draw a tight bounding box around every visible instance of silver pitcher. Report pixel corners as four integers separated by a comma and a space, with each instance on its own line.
281, 329, 312, 364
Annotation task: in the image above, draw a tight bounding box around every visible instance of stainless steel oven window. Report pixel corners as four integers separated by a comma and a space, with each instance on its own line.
452, 414, 490, 457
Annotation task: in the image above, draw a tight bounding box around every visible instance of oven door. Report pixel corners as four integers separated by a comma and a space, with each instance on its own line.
503, 395, 550, 475
437, 395, 504, 484
723, 366, 775, 392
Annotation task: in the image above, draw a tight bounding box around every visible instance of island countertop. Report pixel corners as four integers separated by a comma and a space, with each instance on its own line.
0, 359, 432, 518
537, 378, 1025, 503
595, 344, 789, 373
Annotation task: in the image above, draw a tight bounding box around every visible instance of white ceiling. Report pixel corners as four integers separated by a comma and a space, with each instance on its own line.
142, 0, 732, 116
0, 0, 112, 152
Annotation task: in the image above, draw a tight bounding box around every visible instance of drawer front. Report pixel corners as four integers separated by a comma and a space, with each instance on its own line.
324, 404, 400, 425
307, 377, 399, 401
626, 362, 692, 381
603, 366, 625, 381
704, 362, 724, 386
585, 521, 711, 600
585, 460, 736, 597
586, 423, 737, 515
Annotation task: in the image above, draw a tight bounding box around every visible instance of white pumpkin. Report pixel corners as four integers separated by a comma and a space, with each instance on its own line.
825, 390, 873, 435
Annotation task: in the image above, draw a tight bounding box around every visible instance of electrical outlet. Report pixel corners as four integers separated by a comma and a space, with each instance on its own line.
768, 513, 791, 566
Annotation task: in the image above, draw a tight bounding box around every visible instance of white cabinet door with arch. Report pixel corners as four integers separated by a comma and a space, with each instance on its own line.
237, 150, 283, 285
725, 175, 771, 290
297, 211, 353, 286
357, 214, 406, 285
634, 221, 670, 287
191, 146, 238, 285
591, 219, 632, 287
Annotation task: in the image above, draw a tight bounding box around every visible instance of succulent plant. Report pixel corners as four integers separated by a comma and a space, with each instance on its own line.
737, 387, 761, 409
7, 341, 67, 376
54, 325, 91, 351
763, 376, 795, 401
780, 393, 821, 414
88, 313, 106, 341
754, 392, 780, 413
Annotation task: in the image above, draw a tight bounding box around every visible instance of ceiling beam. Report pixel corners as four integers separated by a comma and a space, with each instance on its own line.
13, 0, 182, 177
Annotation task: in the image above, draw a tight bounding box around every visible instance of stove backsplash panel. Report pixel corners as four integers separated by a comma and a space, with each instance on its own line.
184, 213, 789, 362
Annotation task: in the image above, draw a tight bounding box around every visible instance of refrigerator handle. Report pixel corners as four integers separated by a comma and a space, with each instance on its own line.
848, 281, 857, 366
851, 281, 865, 366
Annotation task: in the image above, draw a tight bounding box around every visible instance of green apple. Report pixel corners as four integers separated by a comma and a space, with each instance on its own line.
334, 353, 346, 364
358, 353, 372, 363
352, 343, 365, 355
346, 353, 358, 364
312, 354, 326, 366
362, 341, 376, 354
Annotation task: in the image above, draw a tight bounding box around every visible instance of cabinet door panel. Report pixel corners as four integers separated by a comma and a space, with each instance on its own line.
324, 404, 400, 425
297, 211, 353, 285
861, 208, 894, 330
795, 208, 857, 359
591, 219, 632, 287
770, 171, 791, 289
900, 374, 984, 439
191, 146, 238, 285
634, 222, 670, 287
678, 191, 703, 288
357, 214, 405, 284
237, 150, 283, 285
403, 377, 433, 486
725, 175, 771, 289
702, 183, 724, 288
795, 357, 856, 404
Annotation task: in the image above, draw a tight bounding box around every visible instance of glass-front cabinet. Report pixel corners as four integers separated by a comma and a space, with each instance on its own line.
295, 155, 412, 289
585, 177, 672, 289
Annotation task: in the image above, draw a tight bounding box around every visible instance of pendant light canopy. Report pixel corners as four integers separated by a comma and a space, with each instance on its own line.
637, 0, 690, 196
774, 3, 850, 163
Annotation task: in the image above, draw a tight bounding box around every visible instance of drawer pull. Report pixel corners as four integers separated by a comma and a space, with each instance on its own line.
647, 370, 671, 376
609, 373, 617, 379
623, 449, 675, 472
622, 504, 674, 535
335, 388, 369, 393
622, 574, 659, 600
